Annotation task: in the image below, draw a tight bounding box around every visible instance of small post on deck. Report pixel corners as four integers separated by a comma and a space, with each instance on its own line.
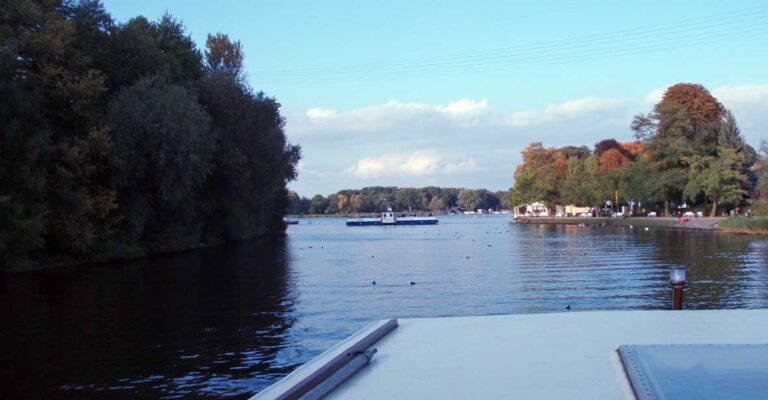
669, 266, 687, 310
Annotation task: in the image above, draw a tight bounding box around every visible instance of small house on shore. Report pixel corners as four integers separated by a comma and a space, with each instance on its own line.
556, 204, 592, 217
513, 201, 551, 218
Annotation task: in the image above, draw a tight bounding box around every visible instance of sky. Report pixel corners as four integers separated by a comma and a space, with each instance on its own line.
102, 0, 768, 197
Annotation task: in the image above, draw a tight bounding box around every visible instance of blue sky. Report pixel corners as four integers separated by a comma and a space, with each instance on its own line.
103, 0, 768, 197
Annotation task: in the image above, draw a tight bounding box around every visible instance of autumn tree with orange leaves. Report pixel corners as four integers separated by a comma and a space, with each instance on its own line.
511, 83, 757, 217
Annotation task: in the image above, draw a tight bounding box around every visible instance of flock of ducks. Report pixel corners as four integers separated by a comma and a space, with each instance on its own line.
576, 223, 651, 231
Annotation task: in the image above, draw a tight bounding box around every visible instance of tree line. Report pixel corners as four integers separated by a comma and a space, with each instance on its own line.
1, 1, 300, 270
287, 187, 509, 215
509, 83, 767, 217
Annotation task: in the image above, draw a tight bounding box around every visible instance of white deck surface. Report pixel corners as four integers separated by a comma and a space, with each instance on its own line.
327, 310, 768, 399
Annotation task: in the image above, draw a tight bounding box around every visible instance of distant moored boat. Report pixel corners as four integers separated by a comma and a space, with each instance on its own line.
346, 208, 438, 226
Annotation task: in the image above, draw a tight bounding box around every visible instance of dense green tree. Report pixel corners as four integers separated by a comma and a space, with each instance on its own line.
198, 32, 299, 241
560, 158, 589, 206
308, 195, 329, 214
619, 160, 656, 209
510, 142, 565, 207
0, 0, 54, 267
106, 75, 213, 245
105, 13, 202, 92
287, 191, 311, 215
395, 188, 425, 211
684, 147, 748, 217
458, 189, 481, 210
1, 0, 119, 265
0, 1, 300, 269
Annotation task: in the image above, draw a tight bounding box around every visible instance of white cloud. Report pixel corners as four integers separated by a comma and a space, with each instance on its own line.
712, 84, 768, 108
305, 108, 337, 119
296, 161, 328, 179
504, 97, 627, 127
442, 99, 489, 119
287, 84, 767, 196
342, 151, 478, 179
713, 84, 768, 147
643, 88, 665, 106
293, 98, 489, 136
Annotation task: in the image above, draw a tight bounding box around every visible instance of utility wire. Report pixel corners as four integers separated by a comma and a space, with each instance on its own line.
258, 15, 765, 81
251, 6, 766, 84
257, 25, 767, 84
254, 7, 764, 78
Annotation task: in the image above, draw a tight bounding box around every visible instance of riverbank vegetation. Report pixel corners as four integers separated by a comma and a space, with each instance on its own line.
0, 1, 300, 270
718, 216, 768, 235
287, 187, 508, 215
509, 83, 766, 218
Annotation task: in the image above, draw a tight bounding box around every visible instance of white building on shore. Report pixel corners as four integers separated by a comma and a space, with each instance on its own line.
512, 201, 551, 218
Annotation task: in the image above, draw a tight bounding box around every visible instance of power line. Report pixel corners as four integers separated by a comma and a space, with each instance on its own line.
250, 6, 766, 84
262, 17, 763, 81
257, 26, 767, 85
254, 7, 764, 78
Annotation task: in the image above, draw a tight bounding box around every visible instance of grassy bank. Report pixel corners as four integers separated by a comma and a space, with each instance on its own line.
515, 216, 735, 231
717, 217, 768, 235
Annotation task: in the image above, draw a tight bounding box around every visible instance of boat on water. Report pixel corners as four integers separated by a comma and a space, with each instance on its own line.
346, 208, 438, 226
252, 309, 768, 399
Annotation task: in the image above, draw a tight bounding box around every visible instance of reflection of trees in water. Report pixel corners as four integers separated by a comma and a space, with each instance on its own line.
513, 225, 767, 311
0, 239, 296, 399
649, 230, 762, 309
513, 224, 667, 311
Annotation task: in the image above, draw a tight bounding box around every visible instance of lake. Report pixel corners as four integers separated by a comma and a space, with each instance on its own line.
1, 215, 767, 398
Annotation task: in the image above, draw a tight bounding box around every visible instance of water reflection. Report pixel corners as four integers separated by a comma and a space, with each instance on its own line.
0, 239, 296, 398
1, 216, 766, 399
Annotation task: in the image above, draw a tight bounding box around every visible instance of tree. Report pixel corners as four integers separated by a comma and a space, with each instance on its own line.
684, 147, 748, 217
621, 141, 645, 159
0, 0, 121, 266
47, 128, 121, 255
107, 75, 214, 243
205, 32, 244, 78
510, 143, 564, 206
0, 2, 301, 269
599, 148, 630, 172
458, 189, 480, 210
558, 145, 591, 160
428, 196, 445, 212
349, 194, 363, 213
337, 193, 349, 213
105, 13, 203, 93
659, 83, 724, 132
594, 139, 623, 157
394, 188, 424, 211
619, 161, 656, 211
198, 31, 299, 241
646, 133, 689, 216
758, 141, 768, 201
309, 195, 328, 214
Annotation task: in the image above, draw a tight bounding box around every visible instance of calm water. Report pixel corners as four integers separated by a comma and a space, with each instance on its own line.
2, 215, 767, 398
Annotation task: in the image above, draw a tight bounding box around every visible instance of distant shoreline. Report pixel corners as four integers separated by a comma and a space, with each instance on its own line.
514, 216, 768, 236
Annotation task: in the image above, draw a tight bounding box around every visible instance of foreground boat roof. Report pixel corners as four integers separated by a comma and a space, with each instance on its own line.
256, 310, 768, 399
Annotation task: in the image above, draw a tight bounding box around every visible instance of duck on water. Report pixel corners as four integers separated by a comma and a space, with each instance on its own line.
346, 207, 438, 226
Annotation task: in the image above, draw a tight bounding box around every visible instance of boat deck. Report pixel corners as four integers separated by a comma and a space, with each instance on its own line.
270, 310, 768, 399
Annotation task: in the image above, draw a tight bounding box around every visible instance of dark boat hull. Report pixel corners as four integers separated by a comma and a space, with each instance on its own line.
346, 219, 438, 226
